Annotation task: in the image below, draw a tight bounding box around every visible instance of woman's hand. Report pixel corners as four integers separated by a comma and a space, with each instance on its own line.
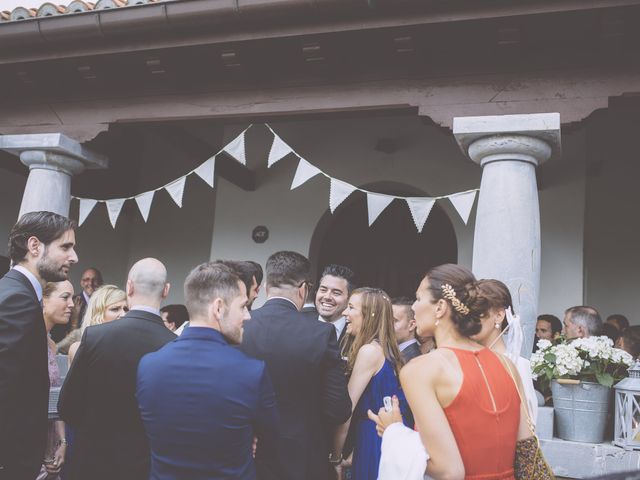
44, 443, 66, 475
367, 395, 403, 437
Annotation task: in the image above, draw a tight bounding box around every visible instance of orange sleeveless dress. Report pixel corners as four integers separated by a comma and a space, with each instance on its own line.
442, 347, 520, 480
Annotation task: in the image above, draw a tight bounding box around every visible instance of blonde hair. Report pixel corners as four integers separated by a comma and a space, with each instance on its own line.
344, 287, 404, 377
81, 285, 127, 335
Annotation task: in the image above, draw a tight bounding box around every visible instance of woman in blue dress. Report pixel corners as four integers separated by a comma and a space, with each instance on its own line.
331, 287, 413, 480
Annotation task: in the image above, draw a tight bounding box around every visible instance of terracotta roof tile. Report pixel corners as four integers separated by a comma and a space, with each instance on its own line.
0, 0, 159, 22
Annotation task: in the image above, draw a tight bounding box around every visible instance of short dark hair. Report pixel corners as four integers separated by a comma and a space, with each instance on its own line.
246, 261, 263, 286
607, 314, 630, 331
216, 260, 255, 296
391, 296, 415, 321
537, 314, 562, 335
601, 323, 621, 344
8, 211, 76, 264
184, 262, 242, 319
160, 304, 189, 329
320, 264, 356, 294
266, 251, 310, 289
622, 326, 640, 360
565, 305, 602, 336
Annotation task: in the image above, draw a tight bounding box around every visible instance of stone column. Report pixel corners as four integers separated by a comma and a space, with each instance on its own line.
453, 113, 561, 357
0, 133, 108, 218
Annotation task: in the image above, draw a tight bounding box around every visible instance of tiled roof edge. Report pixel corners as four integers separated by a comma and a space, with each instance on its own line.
1, 0, 160, 22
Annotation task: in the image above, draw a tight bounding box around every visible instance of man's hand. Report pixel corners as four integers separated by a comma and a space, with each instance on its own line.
367, 395, 403, 437
44, 443, 66, 475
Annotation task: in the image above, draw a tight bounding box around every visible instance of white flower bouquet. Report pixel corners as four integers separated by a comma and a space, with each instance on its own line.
531, 336, 634, 389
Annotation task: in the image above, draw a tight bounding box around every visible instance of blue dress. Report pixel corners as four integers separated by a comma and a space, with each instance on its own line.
351, 359, 414, 480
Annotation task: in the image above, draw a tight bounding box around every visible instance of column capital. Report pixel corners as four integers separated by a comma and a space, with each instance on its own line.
453, 113, 561, 167
0, 132, 108, 174
0, 132, 108, 217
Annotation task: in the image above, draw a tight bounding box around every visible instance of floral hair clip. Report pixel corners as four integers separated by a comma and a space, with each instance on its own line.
441, 284, 470, 316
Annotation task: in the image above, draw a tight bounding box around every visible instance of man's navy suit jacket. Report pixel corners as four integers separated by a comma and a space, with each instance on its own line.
137, 326, 280, 480
240, 298, 351, 480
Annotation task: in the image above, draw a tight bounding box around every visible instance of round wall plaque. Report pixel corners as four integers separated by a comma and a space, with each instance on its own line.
252, 225, 269, 244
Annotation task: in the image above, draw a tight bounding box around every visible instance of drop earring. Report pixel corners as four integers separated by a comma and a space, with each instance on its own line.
435, 319, 440, 327
494, 322, 501, 329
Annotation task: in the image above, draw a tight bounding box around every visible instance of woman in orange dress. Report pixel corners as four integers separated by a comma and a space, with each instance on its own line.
371, 264, 531, 479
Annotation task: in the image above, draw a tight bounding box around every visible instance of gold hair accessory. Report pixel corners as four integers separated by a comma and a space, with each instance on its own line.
441, 284, 470, 316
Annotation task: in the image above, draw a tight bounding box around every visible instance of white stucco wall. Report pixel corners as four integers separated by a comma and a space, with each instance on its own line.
538, 128, 587, 319
0, 113, 590, 320
210, 114, 587, 314
66, 130, 218, 305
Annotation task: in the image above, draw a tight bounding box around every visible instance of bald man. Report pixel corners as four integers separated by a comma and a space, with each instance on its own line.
58, 258, 176, 480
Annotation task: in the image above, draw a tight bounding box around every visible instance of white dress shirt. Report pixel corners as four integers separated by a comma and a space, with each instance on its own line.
130, 305, 162, 317
399, 338, 418, 352
319, 315, 346, 340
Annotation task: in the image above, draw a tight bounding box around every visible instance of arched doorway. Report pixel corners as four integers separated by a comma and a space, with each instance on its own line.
310, 182, 457, 298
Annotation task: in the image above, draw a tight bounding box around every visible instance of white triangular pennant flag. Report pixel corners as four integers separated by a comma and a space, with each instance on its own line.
405, 197, 436, 233
223, 131, 247, 165
268, 133, 294, 168
366, 192, 394, 226
106, 198, 126, 229
448, 190, 477, 224
194, 157, 216, 188
135, 190, 155, 223
78, 198, 97, 226
165, 177, 186, 208
329, 178, 357, 213
291, 158, 322, 190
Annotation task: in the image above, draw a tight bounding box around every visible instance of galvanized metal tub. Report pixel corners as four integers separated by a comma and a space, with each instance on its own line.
551, 380, 612, 443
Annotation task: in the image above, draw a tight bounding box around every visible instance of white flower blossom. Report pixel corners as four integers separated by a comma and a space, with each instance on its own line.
536, 339, 552, 351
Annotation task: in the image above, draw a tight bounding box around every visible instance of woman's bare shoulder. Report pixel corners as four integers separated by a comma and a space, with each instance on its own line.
400, 348, 449, 382
356, 342, 384, 364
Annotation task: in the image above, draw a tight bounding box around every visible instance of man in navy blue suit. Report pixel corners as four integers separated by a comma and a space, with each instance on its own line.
136, 262, 280, 480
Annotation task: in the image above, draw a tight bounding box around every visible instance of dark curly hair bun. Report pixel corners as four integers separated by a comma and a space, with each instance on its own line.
424, 264, 489, 338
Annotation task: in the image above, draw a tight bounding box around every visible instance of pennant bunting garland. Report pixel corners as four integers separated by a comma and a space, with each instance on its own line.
406, 197, 436, 233
448, 190, 477, 225
366, 193, 395, 226
135, 190, 155, 222
194, 157, 216, 188
106, 198, 126, 228
165, 177, 186, 208
72, 123, 479, 231
268, 133, 294, 168
291, 158, 322, 190
329, 179, 357, 213
223, 131, 247, 165
78, 198, 98, 226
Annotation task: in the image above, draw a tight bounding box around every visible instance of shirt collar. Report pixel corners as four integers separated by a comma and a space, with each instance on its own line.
178, 326, 227, 344
267, 296, 299, 310
399, 338, 418, 351
13, 265, 43, 302
83, 291, 90, 304
319, 315, 346, 336
130, 305, 161, 317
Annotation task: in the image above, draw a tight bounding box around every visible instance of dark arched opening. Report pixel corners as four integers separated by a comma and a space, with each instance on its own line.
309, 182, 457, 298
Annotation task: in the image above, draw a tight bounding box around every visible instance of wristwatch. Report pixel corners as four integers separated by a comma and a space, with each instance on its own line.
328, 453, 342, 465
57, 438, 68, 447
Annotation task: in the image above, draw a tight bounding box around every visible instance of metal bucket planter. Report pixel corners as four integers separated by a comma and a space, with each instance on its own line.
551, 379, 612, 443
